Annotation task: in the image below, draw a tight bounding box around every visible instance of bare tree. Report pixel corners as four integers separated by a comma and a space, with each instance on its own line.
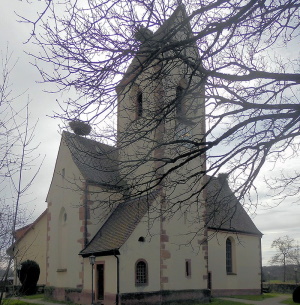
270, 235, 296, 282
291, 243, 300, 268
19, 0, 300, 211
0, 48, 41, 304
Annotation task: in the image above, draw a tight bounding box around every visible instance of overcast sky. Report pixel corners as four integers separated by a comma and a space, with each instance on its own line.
1, 1, 299, 266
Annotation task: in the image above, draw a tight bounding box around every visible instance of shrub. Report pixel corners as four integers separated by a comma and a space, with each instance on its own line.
293, 286, 300, 303
18, 260, 40, 295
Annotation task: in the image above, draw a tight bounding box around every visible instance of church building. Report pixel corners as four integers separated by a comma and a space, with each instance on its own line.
10, 5, 262, 305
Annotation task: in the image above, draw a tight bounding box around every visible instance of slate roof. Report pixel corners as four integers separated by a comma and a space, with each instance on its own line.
79, 191, 158, 257
206, 175, 262, 236
63, 131, 119, 186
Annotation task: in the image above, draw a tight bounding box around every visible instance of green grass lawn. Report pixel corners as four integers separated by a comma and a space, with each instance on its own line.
1, 294, 77, 305
211, 294, 294, 304
2, 298, 251, 305
21, 295, 44, 300
281, 298, 295, 304
3, 293, 296, 305
2, 300, 43, 305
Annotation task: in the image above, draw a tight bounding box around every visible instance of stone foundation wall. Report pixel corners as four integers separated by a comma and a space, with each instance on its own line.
45, 287, 210, 305
120, 289, 210, 305
269, 283, 299, 294
44, 286, 90, 305
211, 289, 261, 297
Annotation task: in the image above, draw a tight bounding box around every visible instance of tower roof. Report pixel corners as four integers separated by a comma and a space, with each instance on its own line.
116, 4, 195, 93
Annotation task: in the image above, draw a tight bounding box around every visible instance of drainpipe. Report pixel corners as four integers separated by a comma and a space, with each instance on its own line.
114, 251, 120, 305
84, 182, 89, 247
260, 237, 263, 294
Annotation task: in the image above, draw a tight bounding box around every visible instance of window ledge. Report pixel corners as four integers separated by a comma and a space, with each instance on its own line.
57, 268, 67, 272
135, 283, 148, 287
227, 272, 237, 275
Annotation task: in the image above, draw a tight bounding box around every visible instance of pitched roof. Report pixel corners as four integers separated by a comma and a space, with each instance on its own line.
63, 131, 119, 186
206, 175, 262, 236
14, 224, 32, 240
79, 191, 157, 257
153, 5, 193, 41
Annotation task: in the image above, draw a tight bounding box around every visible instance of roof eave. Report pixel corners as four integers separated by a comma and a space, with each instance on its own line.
79, 249, 120, 258
207, 226, 263, 237
86, 179, 122, 190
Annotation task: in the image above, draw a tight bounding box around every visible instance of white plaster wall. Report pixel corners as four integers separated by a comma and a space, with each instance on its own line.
118, 196, 207, 293
46, 136, 119, 290
87, 185, 122, 242
160, 202, 207, 291
207, 230, 261, 290
117, 68, 159, 195
14, 212, 47, 285
119, 214, 161, 293
160, 67, 207, 290
83, 256, 117, 297
46, 137, 86, 288
117, 59, 205, 197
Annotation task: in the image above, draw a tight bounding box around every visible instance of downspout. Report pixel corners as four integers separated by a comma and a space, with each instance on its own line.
260, 237, 263, 294
84, 182, 89, 247
114, 251, 120, 305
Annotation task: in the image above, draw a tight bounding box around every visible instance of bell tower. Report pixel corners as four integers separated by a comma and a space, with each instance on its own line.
116, 4, 208, 297
116, 5, 205, 195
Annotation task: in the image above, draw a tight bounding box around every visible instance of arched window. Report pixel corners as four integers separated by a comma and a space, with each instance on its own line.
226, 237, 233, 274
58, 207, 67, 269
136, 91, 143, 118
135, 260, 148, 285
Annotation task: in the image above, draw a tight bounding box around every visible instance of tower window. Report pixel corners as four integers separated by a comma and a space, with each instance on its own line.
136, 91, 143, 118
175, 85, 184, 117
185, 259, 191, 278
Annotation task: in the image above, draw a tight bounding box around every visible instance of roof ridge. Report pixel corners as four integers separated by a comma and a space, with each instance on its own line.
63, 130, 115, 150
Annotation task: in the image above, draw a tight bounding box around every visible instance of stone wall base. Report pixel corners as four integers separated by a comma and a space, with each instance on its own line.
211, 288, 261, 297
44, 287, 91, 305
120, 289, 210, 305
45, 287, 210, 305
269, 283, 299, 294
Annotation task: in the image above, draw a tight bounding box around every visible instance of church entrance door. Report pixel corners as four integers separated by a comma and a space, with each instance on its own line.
97, 264, 104, 300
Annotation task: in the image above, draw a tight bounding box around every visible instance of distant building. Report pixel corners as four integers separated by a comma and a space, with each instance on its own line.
8, 210, 47, 286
